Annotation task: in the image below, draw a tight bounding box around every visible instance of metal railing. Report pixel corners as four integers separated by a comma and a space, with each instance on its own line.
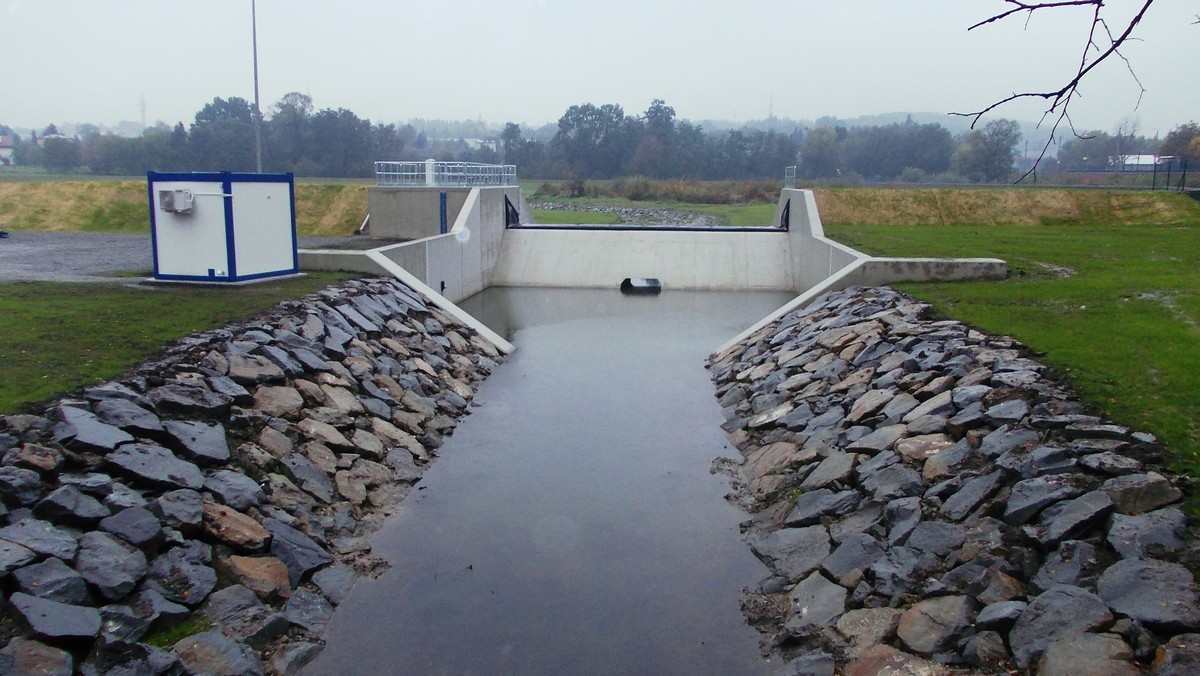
375, 160, 517, 187
784, 166, 797, 189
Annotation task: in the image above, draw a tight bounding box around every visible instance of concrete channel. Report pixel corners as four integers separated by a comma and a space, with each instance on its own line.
293, 178, 1008, 671
304, 287, 794, 674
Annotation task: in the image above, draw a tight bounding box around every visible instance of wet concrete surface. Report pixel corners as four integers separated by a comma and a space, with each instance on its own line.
0, 231, 352, 282
305, 287, 795, 675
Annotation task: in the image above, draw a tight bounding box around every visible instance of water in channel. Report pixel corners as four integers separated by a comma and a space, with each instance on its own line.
305, 287, 794, 675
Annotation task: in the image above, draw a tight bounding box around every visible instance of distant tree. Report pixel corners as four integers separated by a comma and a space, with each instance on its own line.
370, 123, 405, 163
952, 119, 1022, 182
308, 108, 371, 177
189, 96, 256, 170
799, 126, 842, 179
549, 103, 632, 178
266, 92, 314, 172
1160, 122, 1200, 161
42, 136, 81, 173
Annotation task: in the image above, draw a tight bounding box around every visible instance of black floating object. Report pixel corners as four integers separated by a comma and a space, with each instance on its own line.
0, 230, 8, 239
620, 277, 661, 295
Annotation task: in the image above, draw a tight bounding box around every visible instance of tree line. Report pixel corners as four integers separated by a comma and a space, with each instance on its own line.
3, 95, 1198, 183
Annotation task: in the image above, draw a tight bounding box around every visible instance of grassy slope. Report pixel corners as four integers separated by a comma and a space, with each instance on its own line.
0, 272, 357, 412
0, 179, 369, 236
825, 202, 1200, 483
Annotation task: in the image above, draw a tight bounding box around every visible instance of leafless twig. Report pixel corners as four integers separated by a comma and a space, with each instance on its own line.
951, 0, 1155, 181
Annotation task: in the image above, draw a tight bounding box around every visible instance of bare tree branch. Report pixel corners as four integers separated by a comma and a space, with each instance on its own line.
951, 0, 1155, 181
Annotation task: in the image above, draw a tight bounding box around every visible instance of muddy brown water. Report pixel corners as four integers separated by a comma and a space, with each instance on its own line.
304, 287, 794, 675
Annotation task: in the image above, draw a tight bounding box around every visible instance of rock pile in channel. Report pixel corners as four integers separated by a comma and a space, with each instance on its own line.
0, 277, 503, 675
709, 286, 1199, 675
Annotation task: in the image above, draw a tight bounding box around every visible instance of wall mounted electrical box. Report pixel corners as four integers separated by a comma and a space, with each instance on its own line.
147, 171, 298, 283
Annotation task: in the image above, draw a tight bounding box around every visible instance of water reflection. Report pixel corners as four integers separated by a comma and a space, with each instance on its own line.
305, 287, 794, 675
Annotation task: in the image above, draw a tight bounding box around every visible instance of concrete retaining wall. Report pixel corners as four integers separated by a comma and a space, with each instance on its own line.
489, 228, 795, 290
367, 188, 471, 240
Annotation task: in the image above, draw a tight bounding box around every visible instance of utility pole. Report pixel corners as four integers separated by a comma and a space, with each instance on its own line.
252, 0, 263, 173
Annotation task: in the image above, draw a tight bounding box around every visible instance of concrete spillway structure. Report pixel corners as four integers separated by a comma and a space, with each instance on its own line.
299, 185, 1006, 348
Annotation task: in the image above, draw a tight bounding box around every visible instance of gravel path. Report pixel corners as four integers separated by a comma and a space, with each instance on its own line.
0, 231, 352, 282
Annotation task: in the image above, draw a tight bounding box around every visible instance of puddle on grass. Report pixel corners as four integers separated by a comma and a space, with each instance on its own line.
303, 287, 794, 675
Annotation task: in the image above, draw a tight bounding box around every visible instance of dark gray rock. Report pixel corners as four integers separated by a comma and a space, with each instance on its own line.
1004, 477, 1084, 525
154, 488, 203, 532
785, 489, 861, 526
750, 525, 831, 582
163, 420, 230, 465
58, 472, 114, 497
870, 546, 927, 599
0, 466, 45, 505
147, 383, 232, 417
208, 373, 253, 405
12, 557, 91, 605
173, 629, 263, 676
78, 638, 183, 676
74, 531, 148, 602
33, 484, 110, 526
255, 344, 305, 377
799, 452, 857, 490
269, 641, 323, 676
202, 584, 289, 649
283, 587, 334, 634
1079, 451, 1142, 476
976, 600, 1027, 629
144, 542, 218, 607
963, 630, 1011, 669
1107, 508, 1187, 559
1097, 559, 1200, 630
103, 483, 148, 511
821, 532, 885, 581
780, 650, 835, 676
204, 470, 266, 511
264, 518, 333, 587
280, 453, 335, 503
311, 564, 357, 604
904, 521, 965, 557
1009, 585, 1114, 668
984, 398, 1030, 424
1032, 540, 1099, 592
52, 405, 134, 453
979, 425, 1040, 458
99, 506, 163, 552
0, 518, 79, 560
1041, 490, 1114, 545
106, 442, 204, 490
785, 571, 847, 631
8, 591, 101, 645
939, 470, 1004, 521
1100, 472, 1183, 515
92, 398, 163, 438
860, 464, 922, 501
884, 496, 922, 545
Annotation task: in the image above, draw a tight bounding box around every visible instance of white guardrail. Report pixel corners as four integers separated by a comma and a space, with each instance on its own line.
376, 160, 517, 187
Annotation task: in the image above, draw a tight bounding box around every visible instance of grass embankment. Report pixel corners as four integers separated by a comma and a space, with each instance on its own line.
0, 272, 357, 412
0, 179, 369, 236
824, 190, 1200, 486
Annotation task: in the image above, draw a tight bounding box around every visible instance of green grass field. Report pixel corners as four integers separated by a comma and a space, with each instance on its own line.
827, 221, 1200, 483
0, 272, 357, 412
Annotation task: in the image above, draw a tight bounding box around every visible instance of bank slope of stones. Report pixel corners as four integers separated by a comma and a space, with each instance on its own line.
0, 277, 504, 675
709, 286, 1198, 675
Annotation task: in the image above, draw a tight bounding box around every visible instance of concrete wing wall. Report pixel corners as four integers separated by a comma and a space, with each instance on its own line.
489, 229, 795, 291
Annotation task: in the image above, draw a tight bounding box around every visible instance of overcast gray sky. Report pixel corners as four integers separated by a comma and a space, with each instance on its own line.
3, 0, 1196, 136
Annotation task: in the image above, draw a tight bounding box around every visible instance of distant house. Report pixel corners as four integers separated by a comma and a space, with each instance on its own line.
0, 134, 14, 166
36, 124, 69, 147
1122, 154, 1161, 171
